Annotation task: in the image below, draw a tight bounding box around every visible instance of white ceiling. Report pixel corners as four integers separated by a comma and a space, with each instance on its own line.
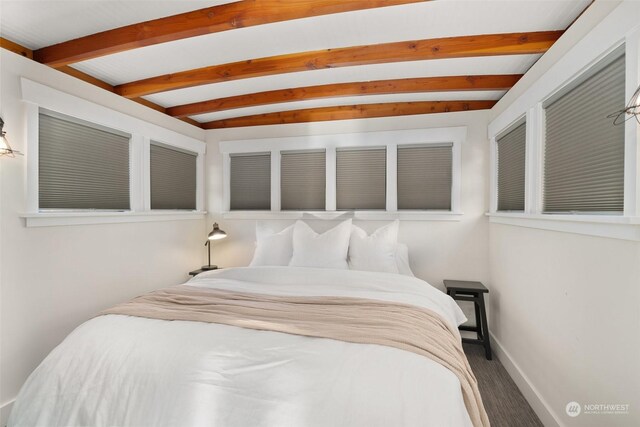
70, 0, 584, 84
0, 1, 236, 49
0, 0, 591, 125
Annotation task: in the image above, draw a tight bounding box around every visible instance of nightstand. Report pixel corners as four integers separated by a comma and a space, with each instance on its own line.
189, 267, 218, 277
444, 279, 492, 360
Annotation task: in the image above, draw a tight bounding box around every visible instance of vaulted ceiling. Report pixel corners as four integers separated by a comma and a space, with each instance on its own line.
0, 0, 591, 129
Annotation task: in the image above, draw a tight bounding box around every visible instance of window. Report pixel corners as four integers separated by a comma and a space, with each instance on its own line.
496, 122, 526, 211
397, 144, 452, 210
281, 150, 326, 210
38, 111, 130, 210
230, 152, 271, 210
23, 79, 207, 227
543, 53, 625, 213
150, 143, 197, 210
336, 147, 386, 210
220, 127, 465, 218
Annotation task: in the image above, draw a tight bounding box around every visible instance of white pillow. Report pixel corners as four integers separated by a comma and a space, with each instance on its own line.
249, 223, 294, 266
348, 221, 400, 274
289, 219, 352, 269
395, 244, 415, 277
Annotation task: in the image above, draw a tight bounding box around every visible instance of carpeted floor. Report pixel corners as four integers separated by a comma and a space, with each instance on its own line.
464, 344, 543, 427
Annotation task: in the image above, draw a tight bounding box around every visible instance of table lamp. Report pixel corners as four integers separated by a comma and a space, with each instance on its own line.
203, 223, 227, 270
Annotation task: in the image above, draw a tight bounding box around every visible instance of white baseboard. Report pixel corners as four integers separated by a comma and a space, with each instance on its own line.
490, 332, 564, 427
1, 399, 14, 427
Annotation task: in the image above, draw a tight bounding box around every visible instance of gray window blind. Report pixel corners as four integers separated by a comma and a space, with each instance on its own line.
397, 144, 452, 210
281, 150, 326, 210
150, 143, 197, 210
497, 122, 526, 211
336, 147, 386, 210
230, 152, 271, 210
544, 54, 625, 213
38, 112, 130, 210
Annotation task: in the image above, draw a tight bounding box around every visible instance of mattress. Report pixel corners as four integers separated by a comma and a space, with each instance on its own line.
9, 266, 472, 427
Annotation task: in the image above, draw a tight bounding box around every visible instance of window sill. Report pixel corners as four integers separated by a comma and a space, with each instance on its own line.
22, 211, 207, 227
487, 212, 640, 241
222, 211, 464, 221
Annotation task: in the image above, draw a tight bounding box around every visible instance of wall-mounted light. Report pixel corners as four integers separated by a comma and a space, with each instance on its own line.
610, 85, 640, 125
0, 117, 23, 157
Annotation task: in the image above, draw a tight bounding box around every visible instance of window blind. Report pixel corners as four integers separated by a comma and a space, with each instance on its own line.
544, 54, 625, 213
150, 143, 197, 210
497, 122, 526, 211
230, 152, 271, 210
336, 147, 386, 210
397, 144, 452, 210
281, 150, 326, 210
38, 112, 130, 210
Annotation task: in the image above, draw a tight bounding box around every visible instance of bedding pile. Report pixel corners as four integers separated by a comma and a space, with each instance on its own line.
101, 284, 489, 427
9, 266, 484, 427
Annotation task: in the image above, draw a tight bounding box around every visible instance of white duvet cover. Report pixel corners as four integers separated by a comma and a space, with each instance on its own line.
10, 267, 471, 427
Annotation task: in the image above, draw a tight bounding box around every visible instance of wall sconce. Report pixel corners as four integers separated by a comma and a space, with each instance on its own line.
610, 84, 640, 125
0, 117, 23, 157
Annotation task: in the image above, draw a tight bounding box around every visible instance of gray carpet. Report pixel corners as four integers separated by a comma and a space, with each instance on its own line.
464, 344, 543, 427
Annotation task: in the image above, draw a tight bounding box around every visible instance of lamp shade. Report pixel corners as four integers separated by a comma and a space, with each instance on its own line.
207, 223, 227, 240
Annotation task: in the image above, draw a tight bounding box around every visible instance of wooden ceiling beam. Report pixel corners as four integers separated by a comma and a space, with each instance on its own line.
116, 31, 562, 99
55, 67, 203, 127
168, 74, 521, 118
57, 65, 118, 93
1, 38, 201, 128
33, 0, 428, 68
54, 67, 203, 124
202, 100, 497, 129
1, 37, 33, 59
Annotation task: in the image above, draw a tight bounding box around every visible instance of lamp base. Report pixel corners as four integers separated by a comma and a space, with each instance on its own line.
201, 265, 218, 271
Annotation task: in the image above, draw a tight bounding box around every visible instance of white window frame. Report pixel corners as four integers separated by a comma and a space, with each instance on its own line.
227, 151, 272, 211
279, 149, 327, 212
488, 9, 640, 241
21, 78, 206, 227
148, 140, 201, 212
37, 108, 134, 212
490, 114, 528, 214
540, 48, 627, 216
219, 127, 465, 221
336, 145, 387, 212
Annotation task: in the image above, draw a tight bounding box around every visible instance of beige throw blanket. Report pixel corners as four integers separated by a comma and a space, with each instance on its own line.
101, 285, 490, 427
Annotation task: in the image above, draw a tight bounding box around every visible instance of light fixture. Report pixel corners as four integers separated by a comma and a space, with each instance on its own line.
203, 223, 227, 270
0, 117, 23, 158
610, 84, 640, 125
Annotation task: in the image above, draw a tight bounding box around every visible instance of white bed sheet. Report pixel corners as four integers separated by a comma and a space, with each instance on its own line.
9, 267, 471, 427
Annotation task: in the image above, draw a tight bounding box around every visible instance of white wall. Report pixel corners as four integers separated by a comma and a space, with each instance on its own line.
0, 50, 207, 424
487, 2, 640, 426
205, 111, 491, 293
490, 225, 640, 427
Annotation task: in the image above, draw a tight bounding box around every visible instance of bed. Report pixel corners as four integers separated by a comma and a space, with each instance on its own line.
9, 220, 489, 427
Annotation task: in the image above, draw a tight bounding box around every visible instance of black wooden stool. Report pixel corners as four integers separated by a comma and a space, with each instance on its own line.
444, 280, 492, 360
